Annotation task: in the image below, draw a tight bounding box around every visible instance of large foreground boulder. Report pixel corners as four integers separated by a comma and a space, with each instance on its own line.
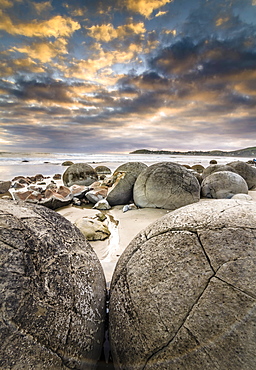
228, 160, 256, 189
0, 200, 106, 369
63, 163, 98, 187
201, 170, 248, 199
133, 162, 200, 210
109, 199, 256, 369
106, 162, 148, 206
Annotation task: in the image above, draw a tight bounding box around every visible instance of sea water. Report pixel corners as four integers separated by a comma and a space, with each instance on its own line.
0, 151, 253, 181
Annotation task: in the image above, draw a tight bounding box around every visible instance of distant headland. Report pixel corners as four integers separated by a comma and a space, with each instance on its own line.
130, 147, 256, 157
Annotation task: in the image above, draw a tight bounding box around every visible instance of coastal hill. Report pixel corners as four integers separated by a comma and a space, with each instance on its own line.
130, 147, 256, 157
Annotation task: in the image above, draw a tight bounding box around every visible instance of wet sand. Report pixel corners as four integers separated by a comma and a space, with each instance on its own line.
58, 189, 256, 283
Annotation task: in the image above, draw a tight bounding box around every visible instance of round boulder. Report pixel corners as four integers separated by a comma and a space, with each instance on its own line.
133, 162, 200, 210
202, 164, 237, 180
228, 160, 256, 189
95, 165, 112, 175
63, 163, 98, 187
0, 199, 106, 369
106, 162, 148, 206
109, 199, 256, 369
201, 170, 248, 199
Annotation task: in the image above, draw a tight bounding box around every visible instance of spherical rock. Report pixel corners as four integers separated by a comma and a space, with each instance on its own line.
201, 170, 248, 199
62, 161, 74, 166
106, 162, 148, 206
0, 199, 106, 369
191, 164, 204, 173
209, 159, 217, 164
109, 199, 256, 369
95, 165, 112, 175
228, 160, 256, 189
133, 162, 200, 210
202, 164, 237, 180
63, 163, 98, 187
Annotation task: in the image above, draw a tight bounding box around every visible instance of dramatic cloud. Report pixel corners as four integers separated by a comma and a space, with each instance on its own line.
0, 12, 80, 38
0, 0, 256, 153
123, 0, 172, 18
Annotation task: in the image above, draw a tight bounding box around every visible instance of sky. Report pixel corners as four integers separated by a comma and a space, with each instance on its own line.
0, 0, 256, 153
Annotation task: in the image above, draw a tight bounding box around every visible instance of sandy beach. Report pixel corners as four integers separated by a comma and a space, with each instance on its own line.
1, 156, 256, 284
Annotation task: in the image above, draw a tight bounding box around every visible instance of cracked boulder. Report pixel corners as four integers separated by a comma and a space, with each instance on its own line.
106, 162, 148, 206
109, 199, 256, 369
62, 163, 98, 187
0, 199, 106, 369
201, 170, 248, 199
133, 162, 200, 210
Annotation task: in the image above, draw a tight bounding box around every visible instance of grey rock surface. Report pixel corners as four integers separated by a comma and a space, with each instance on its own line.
133, 162, 200, 209
63, 163, 98, 187
201, 170, 248, 198
202, 164, 237, 180
0, 180, 11, 194
106, 162, 148, 206
0, 199, 106, 369
109, 199, 256, 370
228, 160, 256, 189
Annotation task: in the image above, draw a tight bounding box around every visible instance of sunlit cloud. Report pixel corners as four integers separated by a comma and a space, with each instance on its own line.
11, 38, 68, 63
155, 10, 168, 17
124, 0, 171, 18
87, 22, 146, 42
0, 12, 80, 38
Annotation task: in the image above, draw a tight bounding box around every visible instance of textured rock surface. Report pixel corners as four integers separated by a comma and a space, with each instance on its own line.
228, 160, 256, 189
63, 163, 98, 187
75, 217, 110, 241
109, 199, 256, 370
201, 170, 248, 198
133, 162, 200, 210
0, 180, 11, 194
0, 199, 106, 369
106, 162, 148, 206
202, 164, 237, 180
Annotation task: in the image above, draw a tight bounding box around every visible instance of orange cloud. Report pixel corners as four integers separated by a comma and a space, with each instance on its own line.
11, 38, 68, 63
0, 11, 80, 38
0, 0, 13, 8
87, 22, 146, 42
124, 0, 171, 18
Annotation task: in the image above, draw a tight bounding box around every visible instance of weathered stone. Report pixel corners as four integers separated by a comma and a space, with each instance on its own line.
70, 184, 89, 199
228, 160, 256, 189
0, 180, 11, 194
0, 199, 106, 369
201, 170, 248, 199
62, 161, 74, 166
93, 199, 111, 210
63, 163, 98, 187
95, 165, 112, 175
133, 162, 200, 210
53, 173, 62, 180
109, 200, 256, 369
202, 164, 237, 180
75, 217, 110, 241
106, 162, 148, 206
191, 164, 204, 173
232, 193, 253, 200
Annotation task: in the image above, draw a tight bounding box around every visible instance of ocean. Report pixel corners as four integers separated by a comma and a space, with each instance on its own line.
0, 151, 253, 181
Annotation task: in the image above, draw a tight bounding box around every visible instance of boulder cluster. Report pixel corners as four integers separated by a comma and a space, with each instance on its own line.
3, 161, 256, 213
